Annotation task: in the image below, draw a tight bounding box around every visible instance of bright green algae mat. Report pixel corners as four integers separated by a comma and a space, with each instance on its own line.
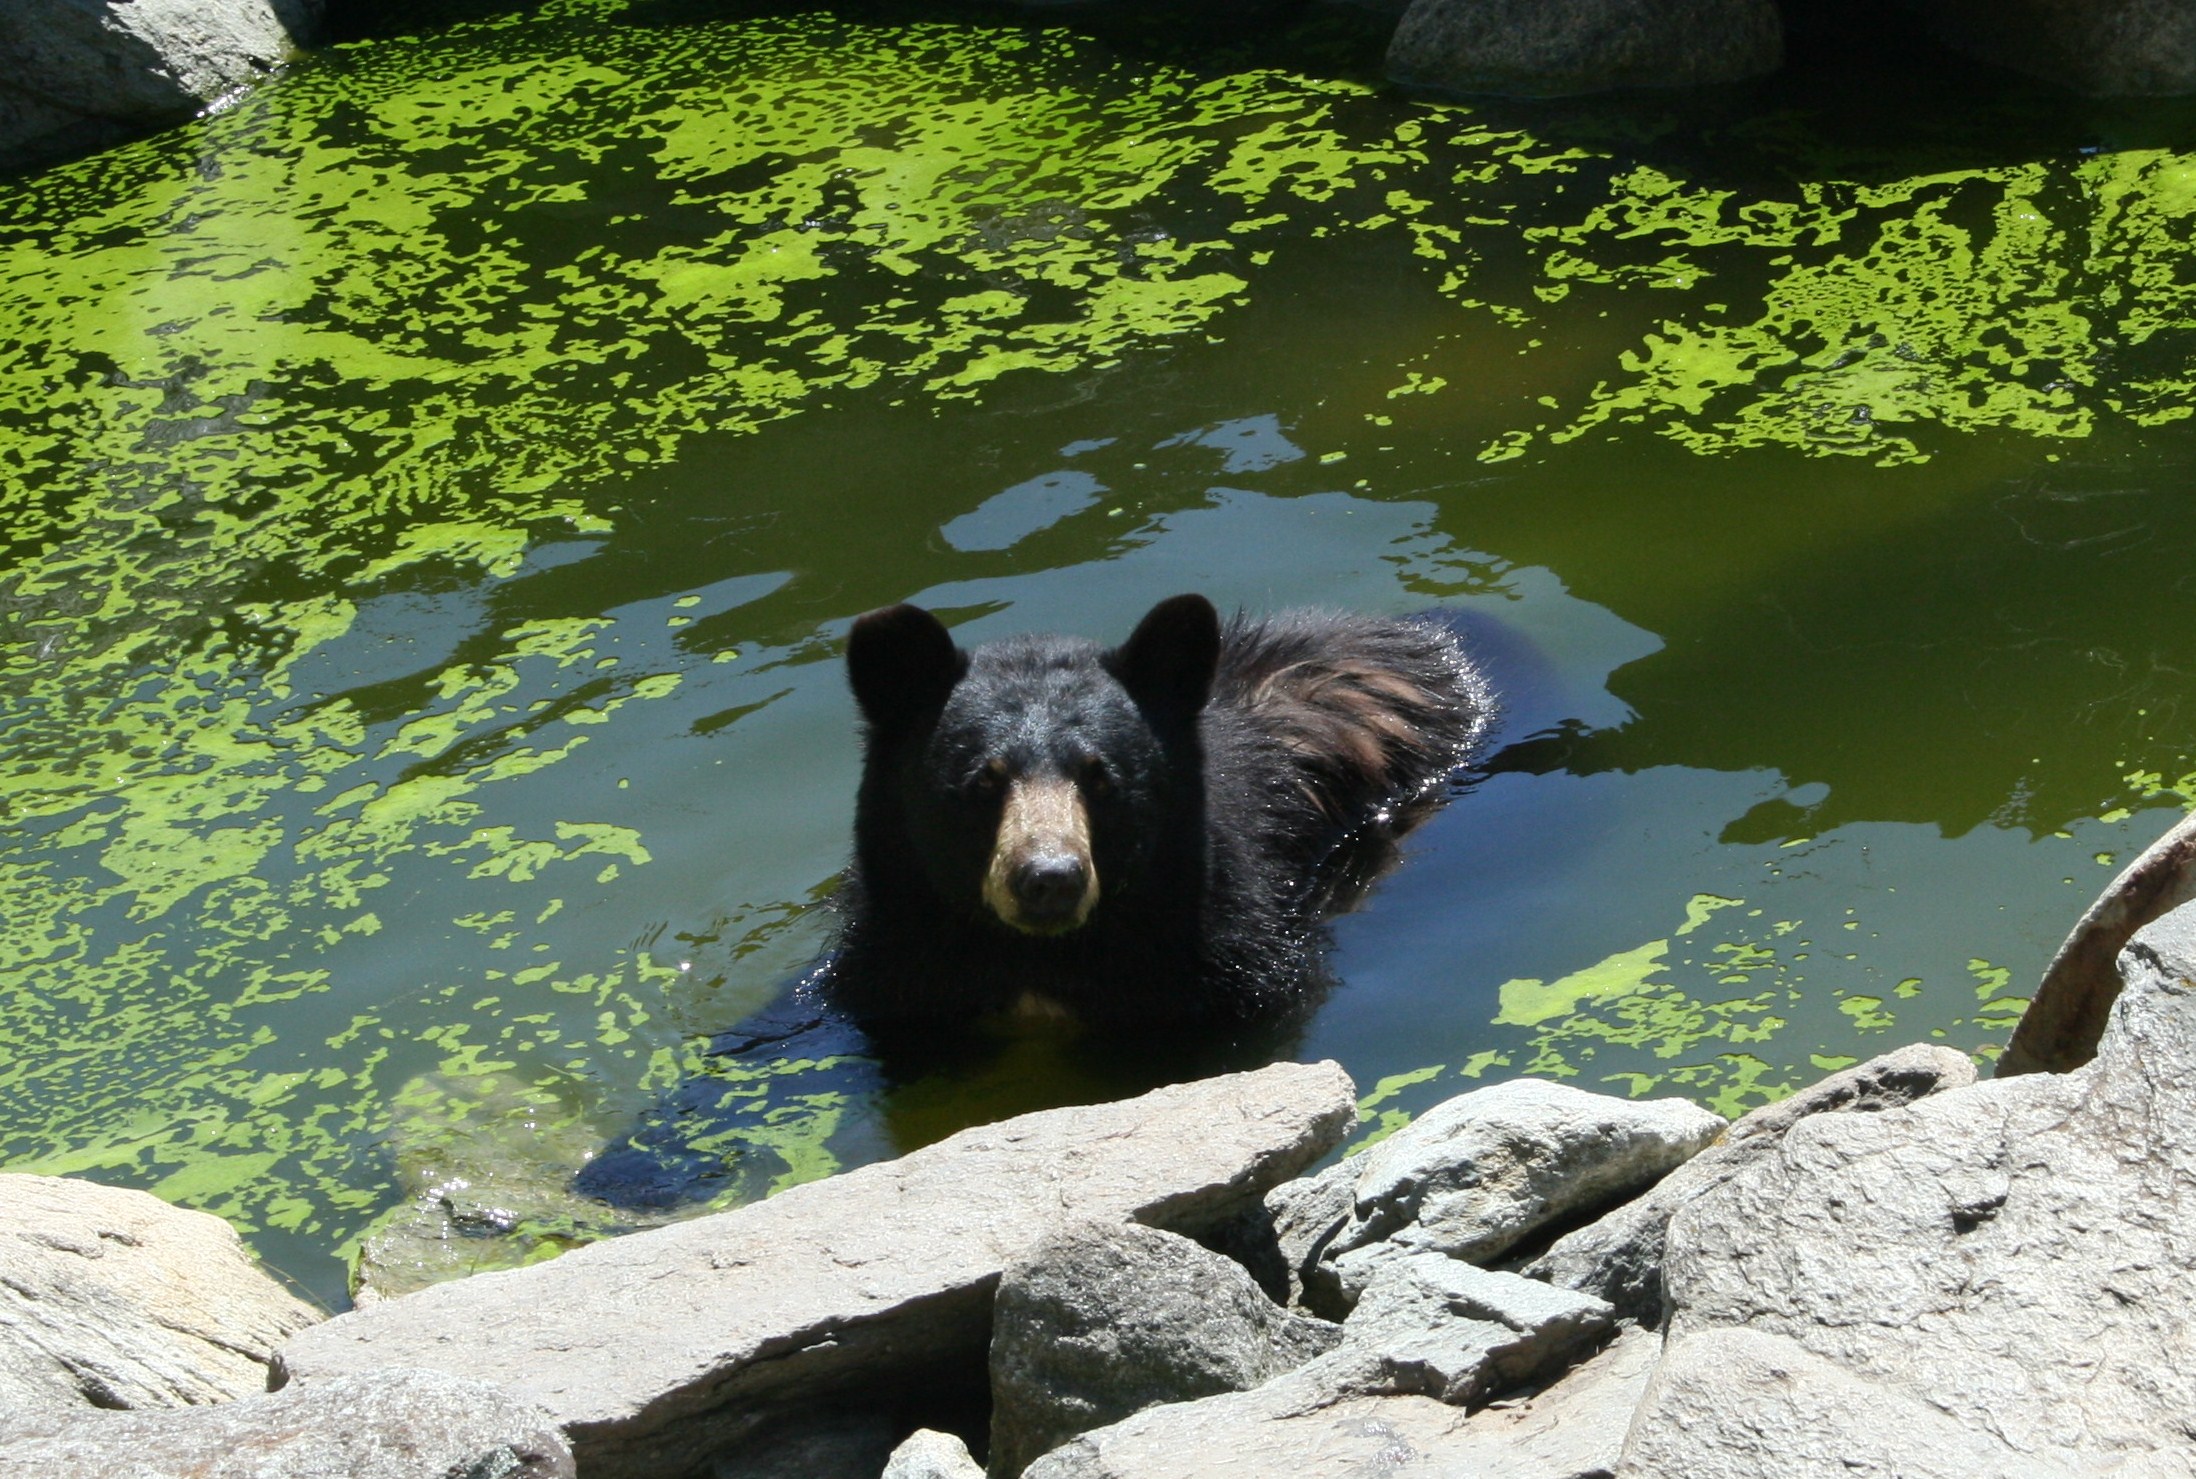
4, 0, 2196, 1302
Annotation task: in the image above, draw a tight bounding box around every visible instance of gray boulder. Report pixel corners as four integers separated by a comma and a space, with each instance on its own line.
276, 1061, 1357, 1479
0, 1173, 322, 1414
1326, 1254, 1611, 1408
1921, 0, 2196, 97
885, 1429, 985, 1479
1528, 1043, 1975, 1321
0, 1366, 572, 1479
1631, 900, 2196, 1473
988, 1221, 1339, 1477
1284, 1078, 1722, 1315
1386, 0, 1782, 98
1022, 1321, 1660, 1479
0, 0, 321, 168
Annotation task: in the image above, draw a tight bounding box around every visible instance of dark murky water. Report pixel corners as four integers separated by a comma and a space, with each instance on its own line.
3, 0, 2194, 1305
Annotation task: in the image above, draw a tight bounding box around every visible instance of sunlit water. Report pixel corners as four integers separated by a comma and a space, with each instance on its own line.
3, 0, 2195, 1305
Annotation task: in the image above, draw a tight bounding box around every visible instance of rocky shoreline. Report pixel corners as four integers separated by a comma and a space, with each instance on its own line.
7, 892, 2196, 1477
8, 0, 2194, 175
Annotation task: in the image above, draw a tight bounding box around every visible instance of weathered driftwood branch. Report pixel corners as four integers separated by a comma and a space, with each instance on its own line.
1998, 808, 2196, 1077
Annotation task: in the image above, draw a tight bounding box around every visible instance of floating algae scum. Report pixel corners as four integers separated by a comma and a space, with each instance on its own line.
3, 0, 2195, 1303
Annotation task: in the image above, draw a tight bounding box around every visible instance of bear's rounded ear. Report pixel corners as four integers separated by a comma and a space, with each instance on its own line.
847, 603, 965, 735
1111, 593, 1220, 721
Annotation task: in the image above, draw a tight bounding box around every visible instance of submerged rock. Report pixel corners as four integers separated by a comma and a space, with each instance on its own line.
274, 1060, 1357, 1479
988, 1221, 1340, 1478
0, 1173, 322, 1414
1385, 0, 1782, 97
1921, 0, 2196, 96
1629, 900, 2196, 1473
351, 1069, 669, 1306
1528, 1042, 1976, 1322
0, 1367, 572, 1479
1274, 1077, 1723, 1316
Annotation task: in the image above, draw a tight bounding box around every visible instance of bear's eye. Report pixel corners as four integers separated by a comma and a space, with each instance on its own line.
966, 757, 1009, 800
1079, 756, 1111, 796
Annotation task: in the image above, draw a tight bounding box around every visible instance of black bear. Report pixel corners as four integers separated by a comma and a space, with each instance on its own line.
823, 593, 1491, 1028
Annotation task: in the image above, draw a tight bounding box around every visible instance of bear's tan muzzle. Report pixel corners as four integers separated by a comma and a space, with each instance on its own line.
983, 775, 1100, 934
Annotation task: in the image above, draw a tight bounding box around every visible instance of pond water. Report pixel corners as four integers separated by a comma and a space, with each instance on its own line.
4, 0, 2196, 1308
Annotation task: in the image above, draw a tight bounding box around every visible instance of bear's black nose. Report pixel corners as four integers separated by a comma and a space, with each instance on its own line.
1011, 856, 1089, 923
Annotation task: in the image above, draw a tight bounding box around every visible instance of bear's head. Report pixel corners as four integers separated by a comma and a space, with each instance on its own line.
846, 594, 1219, 936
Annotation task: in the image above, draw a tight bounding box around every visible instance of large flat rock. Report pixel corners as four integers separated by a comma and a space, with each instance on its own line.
0, 1367, 572, 1479
1638, 902, 2196, 1472
0, 1174, 322, 1414
276, 1061, 1356, 1479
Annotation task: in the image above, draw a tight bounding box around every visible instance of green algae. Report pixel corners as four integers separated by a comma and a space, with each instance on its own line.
1396, 887, 1957, 1122
1494, 939, 1672, 1029
4, 0, 2196, 1297
0, 6, 1429, 1284
1351, 1063, 1446, 1151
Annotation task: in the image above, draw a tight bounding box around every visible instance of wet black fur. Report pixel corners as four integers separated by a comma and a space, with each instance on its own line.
825, 594, 1492, 1028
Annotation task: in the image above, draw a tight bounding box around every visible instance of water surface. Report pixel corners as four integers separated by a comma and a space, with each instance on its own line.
3, 0, 2194, 1304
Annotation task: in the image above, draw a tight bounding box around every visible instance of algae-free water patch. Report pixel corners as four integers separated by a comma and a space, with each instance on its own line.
4, 0, 2196, 1301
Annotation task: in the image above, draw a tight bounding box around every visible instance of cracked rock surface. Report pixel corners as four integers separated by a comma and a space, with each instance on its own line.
1622, 901, 2196, 1474
1529, 1042, 1976, 1323
0, 1173, 322, 1415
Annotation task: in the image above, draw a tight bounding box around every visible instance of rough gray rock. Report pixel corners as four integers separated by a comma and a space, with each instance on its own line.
0, 1174, 323, 1414
276, 1061, 1357, 1479
1326, 1254, 1611, 1408
1445, 1324, 1661, 1479
0, 1366, 573, 1479
0, 0, 322, 169
884, 1429, 985, 1479
1528, 1043, 1975, 1321
1921, 0, 2196, 97
1257, 1157, 1354, 1311
1385, 0, 1782, 98
988, 1221, 1339, 1478
1634, 901, 2196, 1473
1618, 1327, 2102, 1479
1022, 1322, 1660, 1479
1296, 1078, 1722, 1315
